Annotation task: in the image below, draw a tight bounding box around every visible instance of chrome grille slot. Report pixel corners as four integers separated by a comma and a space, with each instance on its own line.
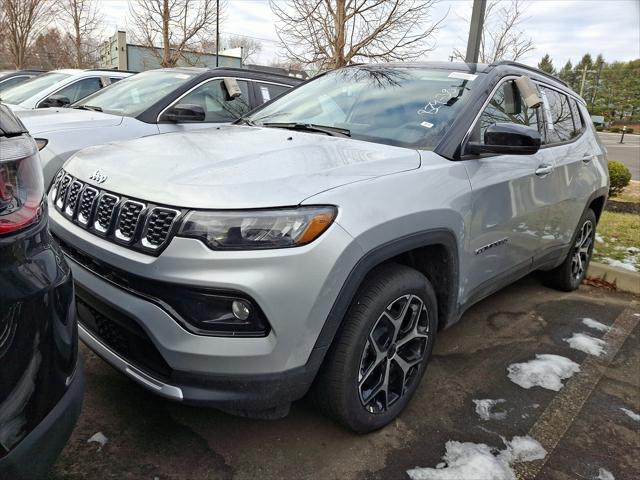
142, 208, 180, 250
55, 175, 72, 209
93, 193, 120, 234
64, 180, 83, 217
50, 170, 65, 201
115, 200, 146, 242
77, 187, 98, 226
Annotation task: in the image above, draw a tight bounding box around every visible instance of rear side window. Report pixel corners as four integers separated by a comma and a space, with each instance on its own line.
255, 82, 290, 104
540, 87, 577, 144
473, 79, 539, 143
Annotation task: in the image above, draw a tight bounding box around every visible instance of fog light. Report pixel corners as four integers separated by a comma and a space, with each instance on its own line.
232, 300, 251, 321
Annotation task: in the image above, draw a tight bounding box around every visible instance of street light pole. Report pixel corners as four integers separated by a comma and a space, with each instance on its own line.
465, 0, 487, 63
215, 0, 220, 67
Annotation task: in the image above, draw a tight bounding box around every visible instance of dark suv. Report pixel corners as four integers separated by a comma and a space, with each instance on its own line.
0, 104, 83, 479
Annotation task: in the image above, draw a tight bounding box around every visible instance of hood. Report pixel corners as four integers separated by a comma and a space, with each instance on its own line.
64, 125, 421, 209
16, 108, 122, 134
3, 103, 27, 112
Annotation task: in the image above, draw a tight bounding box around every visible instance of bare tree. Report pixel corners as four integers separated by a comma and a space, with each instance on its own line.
129, 0, 223, 68
454, 0, 534, 63
1, 0, 54, 68
271, 0, 445, 70
225, 35, 262, 64
58, 0, 102, 68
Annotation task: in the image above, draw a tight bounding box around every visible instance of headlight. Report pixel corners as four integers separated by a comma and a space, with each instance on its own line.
34, 138, 48, 151
177, 206, 337, 250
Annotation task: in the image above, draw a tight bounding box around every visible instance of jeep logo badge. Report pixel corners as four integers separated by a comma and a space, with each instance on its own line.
89, 169, 108, 184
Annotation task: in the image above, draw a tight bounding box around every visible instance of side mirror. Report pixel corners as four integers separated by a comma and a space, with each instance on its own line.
161, 103, 206, 123
38, 95, 71, 108
467, 123, 541, 155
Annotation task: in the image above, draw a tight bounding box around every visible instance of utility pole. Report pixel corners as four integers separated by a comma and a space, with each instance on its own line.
215, 0, 220, 67
579, 65, 596, 97
465, 0, 487, 63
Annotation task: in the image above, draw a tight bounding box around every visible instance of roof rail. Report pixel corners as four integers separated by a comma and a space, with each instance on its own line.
89, 68, 139, 74
489, 60, 568, 87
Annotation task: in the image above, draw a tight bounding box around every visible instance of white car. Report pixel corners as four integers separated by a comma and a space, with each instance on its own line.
0, 69, 132, 111
16, 67, 301, 186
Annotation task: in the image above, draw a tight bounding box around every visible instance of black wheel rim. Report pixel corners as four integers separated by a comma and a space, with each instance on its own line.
357, 294, 430, 414
571, 219, 594, 281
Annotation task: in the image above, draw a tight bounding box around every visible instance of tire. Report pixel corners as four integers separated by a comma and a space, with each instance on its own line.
311, 263, 437, 433
540, 208, 597, 292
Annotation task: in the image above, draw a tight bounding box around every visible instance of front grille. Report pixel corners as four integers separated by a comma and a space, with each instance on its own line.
51, 169, 183, 255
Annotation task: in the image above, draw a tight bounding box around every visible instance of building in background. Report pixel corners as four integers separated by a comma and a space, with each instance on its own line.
98, 31, 241, 72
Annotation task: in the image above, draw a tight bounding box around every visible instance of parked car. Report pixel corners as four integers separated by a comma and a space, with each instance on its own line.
47, 62, 607, 432
0, 69, 132, 111
0, 104, 83, 478
0, 70, 45, 94
16, 67, 302, 186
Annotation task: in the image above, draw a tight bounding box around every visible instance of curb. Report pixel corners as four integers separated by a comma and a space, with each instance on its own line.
587, 262, 640, 294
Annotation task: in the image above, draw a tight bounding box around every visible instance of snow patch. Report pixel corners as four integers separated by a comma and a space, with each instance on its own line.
406, 436, 546, 480
596, 467, 615, 480
564, 332, 606, 356
601, 257, 638, 272
595, 234, 605, 244
87, 431, 108, 451
620, 407, 640, 421
507, 354, 580, 391
582, 318, 611, 332
473, 399, 507, 421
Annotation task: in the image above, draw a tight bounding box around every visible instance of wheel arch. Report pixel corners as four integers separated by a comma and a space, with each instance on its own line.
313, 228, 460, 352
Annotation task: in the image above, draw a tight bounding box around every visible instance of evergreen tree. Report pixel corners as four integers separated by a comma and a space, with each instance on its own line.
538, 54, 555, 75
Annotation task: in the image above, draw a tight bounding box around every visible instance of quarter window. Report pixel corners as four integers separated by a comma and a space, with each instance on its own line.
179, 79, 251, 122
569, 98, 584, 136
540, 87, 576, 144
256, 82, 290, 104
474, 79, 538, 143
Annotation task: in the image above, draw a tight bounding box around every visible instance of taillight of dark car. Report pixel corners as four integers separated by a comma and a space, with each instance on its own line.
0, 136, 44, 235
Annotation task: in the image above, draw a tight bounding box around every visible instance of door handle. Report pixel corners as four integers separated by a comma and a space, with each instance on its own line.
535, 164, 554, 177
582, 153, 594, 163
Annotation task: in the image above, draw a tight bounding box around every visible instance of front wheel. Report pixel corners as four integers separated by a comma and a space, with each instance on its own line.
540, 208, 597, 291
311, 263, 437, 433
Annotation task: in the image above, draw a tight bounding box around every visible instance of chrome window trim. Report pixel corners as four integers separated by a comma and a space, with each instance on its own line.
156, 77, 291, 123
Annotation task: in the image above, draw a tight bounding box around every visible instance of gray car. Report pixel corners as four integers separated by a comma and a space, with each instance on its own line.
48, 61, 608, 432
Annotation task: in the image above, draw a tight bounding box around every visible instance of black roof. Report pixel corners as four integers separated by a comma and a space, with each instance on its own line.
141, 66, 303, 85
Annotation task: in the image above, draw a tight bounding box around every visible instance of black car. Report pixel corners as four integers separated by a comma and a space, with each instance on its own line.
0, 70, 45, 95
0, 104, 83, 479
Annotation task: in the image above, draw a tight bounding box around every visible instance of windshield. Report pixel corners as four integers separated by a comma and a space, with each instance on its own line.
74, 70, 198, 117
249, 66, 480, 149
0, 72, 71, 104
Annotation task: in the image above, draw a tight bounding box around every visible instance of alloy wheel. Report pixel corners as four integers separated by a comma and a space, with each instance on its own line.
357, 294, 430, 414
571, 219, 594, 281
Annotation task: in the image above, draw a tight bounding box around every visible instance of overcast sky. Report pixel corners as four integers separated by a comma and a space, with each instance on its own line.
100, 0, 640, 67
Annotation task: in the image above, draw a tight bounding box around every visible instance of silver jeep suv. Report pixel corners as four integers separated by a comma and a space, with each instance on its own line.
49, 62, 608, 432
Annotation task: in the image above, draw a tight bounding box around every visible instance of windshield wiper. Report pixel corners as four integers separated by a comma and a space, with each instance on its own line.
72, 105, 102, 112
262, 122, 351, 138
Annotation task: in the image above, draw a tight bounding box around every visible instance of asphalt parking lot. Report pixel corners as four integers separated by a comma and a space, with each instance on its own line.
598, 132, 640, 179
50, 277, 639, 480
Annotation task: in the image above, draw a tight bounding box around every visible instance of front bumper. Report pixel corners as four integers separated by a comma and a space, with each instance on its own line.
49, 202, 363, 409
0, 359, 84, 480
